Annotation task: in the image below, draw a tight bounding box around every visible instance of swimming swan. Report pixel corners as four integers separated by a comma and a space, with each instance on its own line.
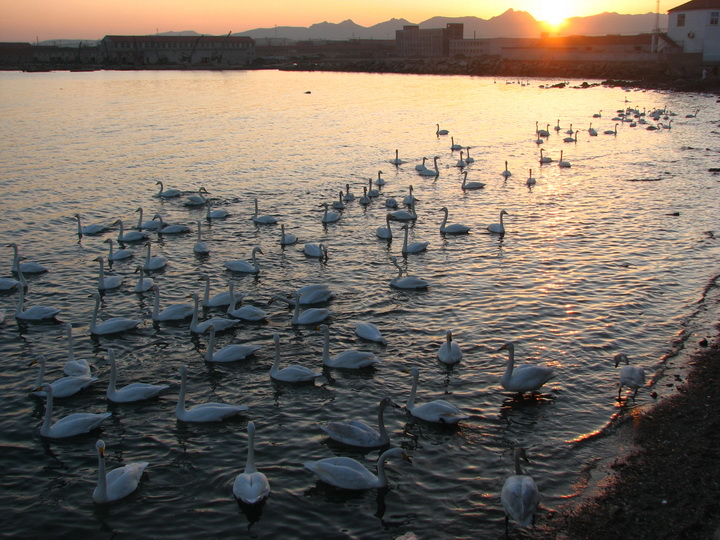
37, 383, 111, 438
93, 439, 149, 504
104, 238, 133, 262
437, 330, 462, 365
155, 181, 181, 198
291, 294, 332, 325
233, 422, 270, 504
204, 325, 260, 363
30, 355, 97, 398
401, 224, 429, 254
193, 221, 210, 254
251, 198, 277, 224
74, 213, 108, 236
189, 292, 238, 334
304, 446, 410, 490
224, 246, 263, 274
106, 348, 169, 403
16, 285, 60, 322
460, 171, 485, 191
501, 447, 541, 531
95, 256, 123, 291
90, 291, 142, 335
487, 209, 509, 235
184, 186, 209, 206
269, 333, 321, 383
319, 324, 380, 369
133, 266, 155, 293
390, 256, 429, 290
9, 242, 49, 274
355, 321, 387, 345
280, 224, 298, 246
439, 207, 470, 234
175, 364, 248, 422
498, 342, 554, 395
321, 396, 394, 448
63, 323, 92, 377
226, 282, 267, 321
151, 283, 193, 322
135, 207, 162, 231
114, 220, 150, 244
199, 273, 232, 308
405, 366, 467, 424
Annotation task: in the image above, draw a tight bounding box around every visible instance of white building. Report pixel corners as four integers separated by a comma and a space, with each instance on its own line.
667, 0, 720, 62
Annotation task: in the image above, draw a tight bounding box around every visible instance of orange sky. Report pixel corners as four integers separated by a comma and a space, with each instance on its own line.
0, 1, 673, 42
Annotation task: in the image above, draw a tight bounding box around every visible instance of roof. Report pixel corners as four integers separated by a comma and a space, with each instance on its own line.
668, 0, 720, 12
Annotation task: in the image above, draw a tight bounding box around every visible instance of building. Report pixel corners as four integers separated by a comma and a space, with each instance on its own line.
100, 35, 255, 67
667, 0, 720, 62
395, 23, 463, 57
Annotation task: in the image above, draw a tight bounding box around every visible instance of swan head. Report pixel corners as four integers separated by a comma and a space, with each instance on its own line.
497, 341, 515, 353
500, 210, 509, 217
251, 246, 264, 255
614, 353, 629, 368
96, 439, 107, 457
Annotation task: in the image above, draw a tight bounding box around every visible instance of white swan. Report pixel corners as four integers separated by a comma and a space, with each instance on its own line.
402, 185, 417, 206
319, 324, 380, 369
153, 214, 190, 235
368, 174, 382, 196
487, 209, 509, 235
437, 331, 462, 365
95, 256, 123, 291
134, 207, 162, 231
405, 366, 467, 424
114, 220, 150, 244
501, 447, 541, 530
204, 324, 260, 363
343, 183, 355, 202
500, 160, 512, 178
63, 323, 92, 377
450, 137, 462, 151
436, 123, 449, 136
175, 364, 248, 422
321, 396, 394, 448
539, 149, 553, 164
375, 170, 386, 186
355, 321, 387, 345
418, 156, 439, 177
93, 439, 149, 504
155, 181, 181, 198
390, 256, 429, 290
415, 156, 428, 172
498, 342, 554, 395
332, 191, 346, 210
358, 186, 371, 206
9, 243, 49, 274
305, 447, 410, 490
389, 149, 403, 165
193, 221, 210, 254
388, 199, 417, 222
401, 224, 429, 254
321, 202, 341, 224
385, 196, 398, 209
189, 292, 238, 334
74, 213, 107, 236
104, 238, 133, 262
526, 169, 536, 187
291, 294, 332, 325
464, 147, 475, 163
558, 150, 571, 168
271, 284, 333, 307
439, 207, 470, 234
151, 284, 193, 322
133, 266, 155, 293
251, 198, 277, 224
90, 291, 142, 335
205, 201, 229, 220
604, 123, 619, 135
30, 355, 97, 398
376, 214, 393, 240
563, 130, 578, 143
270, 332, 321, 383
184, 186, 209, 207
303, 243, 328, 259
460, 171, 485, 191
106, 348, 169, 402
226, 281, 267, 321
280, 224, 298, 246
564, 123, 574, 135
0, 274, 20, 291
588, 123, 598, 136
536, 122, 550, 137
614, 353, 645, 401
142, 242, 167, 271
199, 273, 233, 308
224, 246, 263, 274
37, 383, 111, 438
16, 285, 60, 322
233, 422, 270, 504
454, 150, 466, 168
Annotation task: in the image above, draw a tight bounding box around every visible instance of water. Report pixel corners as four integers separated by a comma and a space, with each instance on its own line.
1, 69, 719, 538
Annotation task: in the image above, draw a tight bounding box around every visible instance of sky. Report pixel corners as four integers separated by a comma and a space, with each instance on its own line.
1, 0, 675, 42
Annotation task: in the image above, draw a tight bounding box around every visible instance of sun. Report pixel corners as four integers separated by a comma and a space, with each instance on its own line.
532, 1, 572, 27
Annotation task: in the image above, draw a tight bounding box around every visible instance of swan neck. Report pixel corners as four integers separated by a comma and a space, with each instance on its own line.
245, 426, 257, 474
406, 372, 418, 409
205, 329, 215, 361
33, 357, 45, 389
152, 288, 160, 318
321, 327, 330, 363
501, 346, 515, 385
176, 370, 187, 416
376, 451, 392, 487
108, 353, 118, 395
377, 401, 388, 438
41, 386, 53, 435
96, 450, 108, 501
190, 295, 199, 331
90, 295, 100, 331
271, 337, 281, 372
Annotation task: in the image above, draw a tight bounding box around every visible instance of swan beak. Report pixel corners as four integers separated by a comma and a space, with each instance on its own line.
27, 358, 39, 367
496, 343, 508, 352
31, 385, 45, 392
99, 446, 106, 458
402, 452, 412, 464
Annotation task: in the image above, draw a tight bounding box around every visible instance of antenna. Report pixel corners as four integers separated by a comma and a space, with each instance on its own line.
652, 0, 660, 53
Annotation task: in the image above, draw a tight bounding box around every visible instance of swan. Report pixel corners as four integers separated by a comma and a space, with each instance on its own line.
501, 447, 541, 531
500, 161, 512, 178
104, 238, 133, 262
224, 246, 263, 274
487, 210, 509, 235
153, 214, 190, 235
94, 256, 123, 291
332, 191, 346, 210
9, 243, 49, 274
134, 207, 162, 231
114, 220, 150, 244
405, 366, 467, 424
402, 185, 417, 206
526, 169, 536, 187
385, 196, 398, 208
0, 274, 20, 291
401, 224, 429, 254
189, 292, 238, 334
454, 151, 466, 168
30, 355, 97, 398
175, 364, 248, 422
437, 331, 462, 365
614, 353, 645, 401
321, 396, 394, 448
450, 137, 462, 151
15, 285, 60, 322
355, 321, 387, 344
358, 186, 371, 206
588, 123, 598, 136
251, 198, 277, 224
226, 281, 267, 321
305, 447, 410, 490
142, 242, 167, 271
74, 213, 107, 236
193, 221, 210, 254
376, 214, 393, 240
460, 171, 485, 191
90, 291, 142, 335
133, 266, 155, 293
270, 332, 321, 383
93, 439, 149, 504
558, 150, 571, 168
592, 110, 602, 118
321, 202, 341, 224
63, 323, 92, 377
271, 285, 333, 307
536, 122, 550, 137
151, 284, 193, 322
415, 156, 429, 172
205, 201, 229, 220
184, 186, 209, 207
464, 147, 475, 163
553, 119, 562, 132
604, 123, 619, 135
389, 149, 403, 165
303, 243, 328, 259
390, 256, 429, 290
204, 325, 260, 363
37, 384, 111, 438
498, 342, 554, 395
319, 324, 380, 369
436, 124, 449, 136
539, 149, 552, 164
155, 181, 181, 198
197, 274, 231, 308
439, 207, 470, 234
418, 156, 439, 177
233, 422, 270, 504
564, 123, 574, 135
343, 183, 356, 202
280, 224, 298, 246
374, 170, 385, 189
388, 199, 417, 221
106, 348, 169, 402
563, 130, 578, 143
291, 295, 332, 325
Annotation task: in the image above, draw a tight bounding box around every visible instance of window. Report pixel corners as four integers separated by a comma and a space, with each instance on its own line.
677, 13, 685, 27
711, 12, 719, 25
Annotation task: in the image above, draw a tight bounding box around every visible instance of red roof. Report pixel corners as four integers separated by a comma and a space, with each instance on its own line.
668, 0, 720, 12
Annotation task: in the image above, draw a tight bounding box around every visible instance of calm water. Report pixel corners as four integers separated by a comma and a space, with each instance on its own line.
1, 69, 719, 538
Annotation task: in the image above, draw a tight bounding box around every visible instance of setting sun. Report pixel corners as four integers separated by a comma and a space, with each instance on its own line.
533, 0, 572, 26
